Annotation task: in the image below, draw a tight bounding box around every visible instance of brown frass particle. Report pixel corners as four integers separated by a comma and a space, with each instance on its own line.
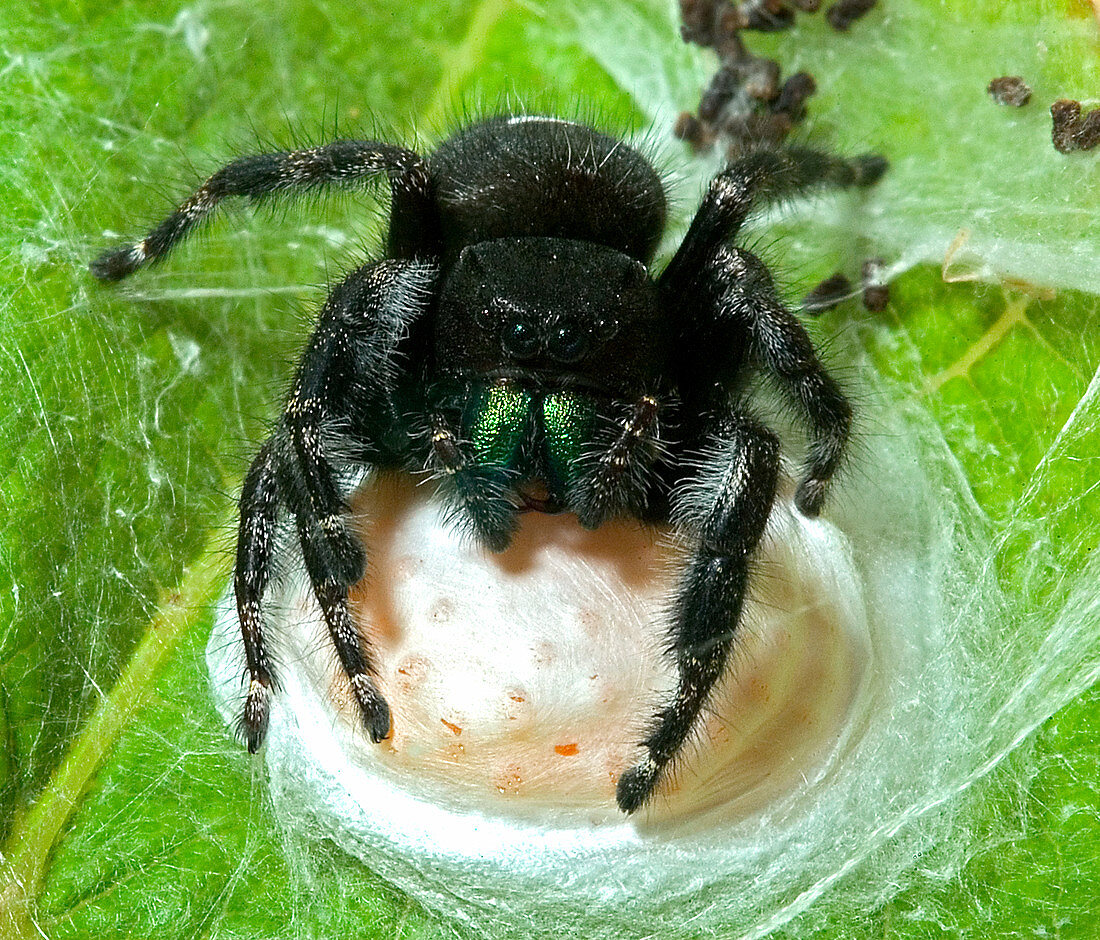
860, 258, 889, 312
802, 272, 853, 315
674, 111, 714, 151
740, 0, 796, 32
680, 0, 721, 45
675, 0, 881, 153
1051, 99, 1100, 154
773, 71, 817, 122
987, 76, 1031, 107
826, 0, 877, 31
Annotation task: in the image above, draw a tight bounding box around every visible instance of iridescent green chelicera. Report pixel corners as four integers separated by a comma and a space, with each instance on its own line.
466, 383, 597, 490
467, 383, 532, 468
541, 391, 597, 490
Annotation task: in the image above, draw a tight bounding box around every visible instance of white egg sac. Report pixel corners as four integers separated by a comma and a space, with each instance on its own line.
206, 474, 875, 927
210, 471, 871, 831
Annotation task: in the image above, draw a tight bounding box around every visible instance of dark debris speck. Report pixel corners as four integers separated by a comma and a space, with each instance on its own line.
1051, 98, 1100, 154
825, 0, 877, 32
861, 258, 890, 312
801, 272, 853, 315
987, 76, 1032, 108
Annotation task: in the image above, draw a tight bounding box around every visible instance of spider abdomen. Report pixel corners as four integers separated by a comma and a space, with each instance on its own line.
428, 116, 667, 264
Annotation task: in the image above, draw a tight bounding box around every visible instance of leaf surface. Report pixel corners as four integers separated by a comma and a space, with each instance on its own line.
2, 1, 1097, 938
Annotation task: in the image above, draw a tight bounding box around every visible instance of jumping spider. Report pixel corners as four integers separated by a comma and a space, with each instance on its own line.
91, 114, 884, 813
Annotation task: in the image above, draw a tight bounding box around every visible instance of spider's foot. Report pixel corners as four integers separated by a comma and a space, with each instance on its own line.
852, 153, 888, 187
240, 677, 271, 753
572, 481, 627, 531
616, 757, 660, 814
795, 477, 827, 517
572, 487, 610, 531
474, 514, 518, 554
575, 505, 607, 532
351, 673, 392, 742
312, 520, 366, 586
574, 487, 646, 532
460, 496, 517, 553
89, 242, 146, 282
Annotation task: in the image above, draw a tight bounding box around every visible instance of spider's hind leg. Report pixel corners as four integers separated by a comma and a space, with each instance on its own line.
617, 413, 780, 813
234, 439, 281, 752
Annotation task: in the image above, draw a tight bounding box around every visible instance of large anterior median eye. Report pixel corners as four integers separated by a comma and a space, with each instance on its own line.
546, 322, 589, 363
502, 319, 540, 359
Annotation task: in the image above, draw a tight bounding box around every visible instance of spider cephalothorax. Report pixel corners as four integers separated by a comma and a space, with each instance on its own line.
92, 114, 884, 813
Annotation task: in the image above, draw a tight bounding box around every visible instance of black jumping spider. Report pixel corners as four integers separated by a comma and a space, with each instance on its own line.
91, 114, 884, 813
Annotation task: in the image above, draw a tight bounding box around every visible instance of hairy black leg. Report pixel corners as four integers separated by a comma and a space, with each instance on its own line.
261, 259, 428, 742
617, 415, 780, 814
234, 439, 280, 752
282, 260, 428, 556
90, 140, 433, 280
712, 247, 851, 515
660, 144, 885, 291
296, 518, 390, 742
426, 412, 518, 553
571, 394, 664, 529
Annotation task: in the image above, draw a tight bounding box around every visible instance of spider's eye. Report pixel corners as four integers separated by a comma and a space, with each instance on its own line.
593, 317, 619, 342
502, 320, 540, 359
473, 307, 496, 331
546, 323, 589, 363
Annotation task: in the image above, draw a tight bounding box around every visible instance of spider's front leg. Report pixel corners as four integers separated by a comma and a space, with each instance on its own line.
90, 139, 433, 281
234, 259, 432, 750
660, 144, 886, 293
616, 414, 780, 813
712, 246, 852, 515
656, 146, 868, 519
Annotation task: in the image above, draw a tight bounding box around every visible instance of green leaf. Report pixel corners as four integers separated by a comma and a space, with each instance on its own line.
2, 1, 1097, 938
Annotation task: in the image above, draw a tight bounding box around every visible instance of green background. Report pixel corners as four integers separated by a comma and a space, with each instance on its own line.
2, 1, 1098, 937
